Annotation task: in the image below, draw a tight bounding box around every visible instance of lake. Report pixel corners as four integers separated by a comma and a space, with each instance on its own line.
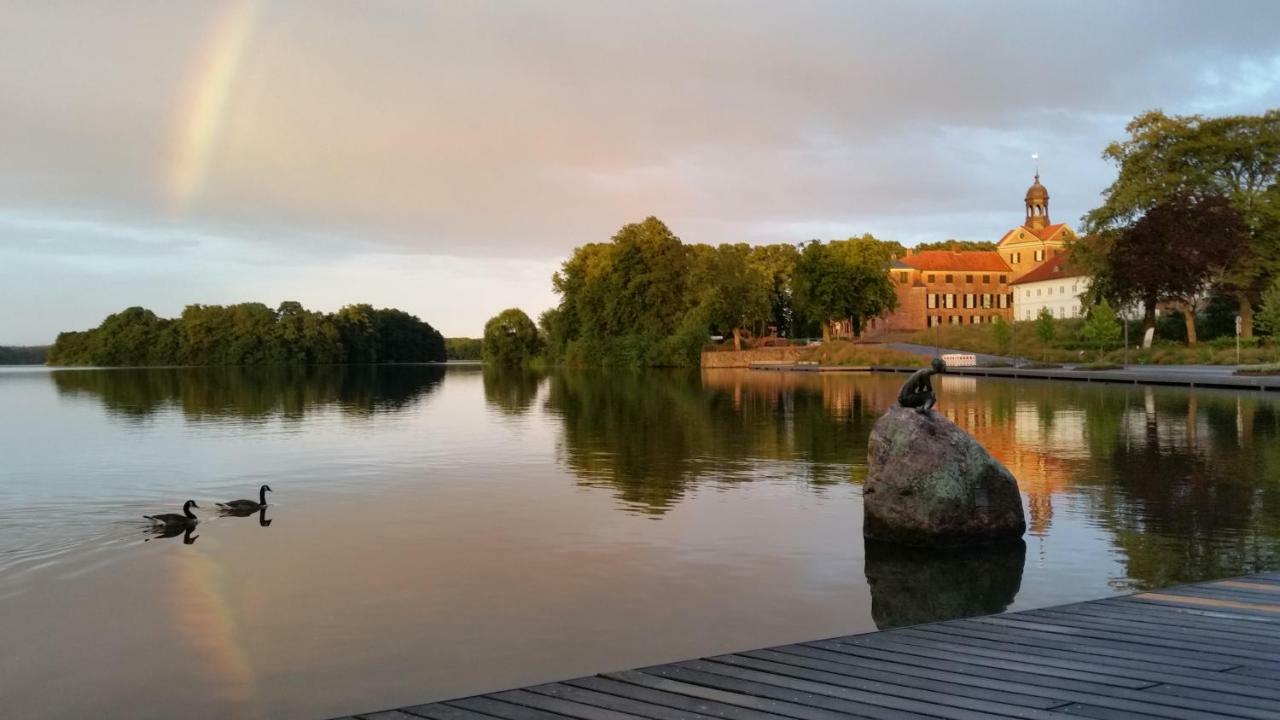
1, 365, 1278, 719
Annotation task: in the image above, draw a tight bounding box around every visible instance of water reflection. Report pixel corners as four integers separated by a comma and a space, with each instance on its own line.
482, 367, 544, 416
146, 525, 200, 545
219, 506, 273, 527
864, 540, 1026, 629
51, 365, 445, 420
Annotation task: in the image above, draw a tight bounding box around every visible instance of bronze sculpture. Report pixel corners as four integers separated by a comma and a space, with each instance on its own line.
898, 357, 946, 412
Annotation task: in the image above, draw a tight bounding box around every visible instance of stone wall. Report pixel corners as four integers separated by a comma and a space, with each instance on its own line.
700, 346, 804, 368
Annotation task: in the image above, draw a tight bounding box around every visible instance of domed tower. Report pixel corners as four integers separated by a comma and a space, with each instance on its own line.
1025, 173, 1050, 230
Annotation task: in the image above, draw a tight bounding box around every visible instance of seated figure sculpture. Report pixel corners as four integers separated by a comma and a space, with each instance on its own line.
897, 357, 946, 413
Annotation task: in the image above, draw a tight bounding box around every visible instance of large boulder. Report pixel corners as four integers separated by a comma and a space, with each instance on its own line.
863, 406, 1025, 546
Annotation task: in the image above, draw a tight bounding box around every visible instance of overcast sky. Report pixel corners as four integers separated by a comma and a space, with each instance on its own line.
2, 1, 1279, 344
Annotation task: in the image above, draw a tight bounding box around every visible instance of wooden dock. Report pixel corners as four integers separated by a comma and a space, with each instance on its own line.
336, 572, 1280, 720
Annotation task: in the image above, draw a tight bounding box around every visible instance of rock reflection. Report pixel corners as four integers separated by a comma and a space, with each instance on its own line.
50, 365, 445, 420
864, 539, 1025, 629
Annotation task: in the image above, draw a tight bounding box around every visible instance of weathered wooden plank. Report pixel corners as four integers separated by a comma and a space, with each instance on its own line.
564, 675, 790, 720
403, 704, 507, 720
921, 620, 1240, 670
352, 572, 1280, 720
651, 662, 1061, 720
976, 613, 1280, 657
1025, 605, 1280, 640
743, 645, 1275, 720
733, 648, 1065, 708
525, 682, 724, 720
449, 697, 577, 720
490, 689, 651, 720
795, 640, 1155, 690
1036, 603, 1280, 640
610, 668, 898, 720
854, 631, 1280, 702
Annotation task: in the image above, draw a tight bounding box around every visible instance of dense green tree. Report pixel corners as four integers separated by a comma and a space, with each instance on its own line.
0, 345, 48, 365
445, 337, 483, 361
749, 243, 801, 336
1082, 110, 1280, 336
1034, 307, 1056, 361
483, 308, 542, 366
693, 243, 771, 349
1081, 299, 1122, 356
912, 239, 997, 252
991, 316, 1011, 355
48, 302, 445, 366
792, 238, 898, 340
1255, 277, 1280, 336
1100, 194, 1247, 345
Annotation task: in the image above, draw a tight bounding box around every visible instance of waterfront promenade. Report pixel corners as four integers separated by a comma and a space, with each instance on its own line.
336, 572, 1280, 720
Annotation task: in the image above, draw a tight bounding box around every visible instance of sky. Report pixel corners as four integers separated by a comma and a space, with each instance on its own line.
2, 1, 1279, 344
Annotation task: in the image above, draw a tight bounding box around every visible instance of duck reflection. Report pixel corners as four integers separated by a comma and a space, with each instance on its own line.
864, 539, 1025, 630
219, 505, 273, 527
144, 525, 199, 545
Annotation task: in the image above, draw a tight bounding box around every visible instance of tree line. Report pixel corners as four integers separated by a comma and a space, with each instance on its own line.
1077, 109, 1280, 345
0, 345, 48, 365
484, 217, 901, 367
47, 302, 446, 366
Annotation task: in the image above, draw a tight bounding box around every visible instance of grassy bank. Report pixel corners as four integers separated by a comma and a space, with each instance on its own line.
905, 323, 1279, 366
798, 341, 924, 367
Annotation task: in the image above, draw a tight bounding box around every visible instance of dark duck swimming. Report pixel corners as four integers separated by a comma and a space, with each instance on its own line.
145, 500, 200, 529
218, 484, 272, 514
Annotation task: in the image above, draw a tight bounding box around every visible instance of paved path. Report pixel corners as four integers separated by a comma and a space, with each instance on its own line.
334, 572, 1280, 720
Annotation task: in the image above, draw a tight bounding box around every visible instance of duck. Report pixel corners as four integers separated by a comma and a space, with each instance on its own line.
218, 484, 272, 514
145, 500, 200, 528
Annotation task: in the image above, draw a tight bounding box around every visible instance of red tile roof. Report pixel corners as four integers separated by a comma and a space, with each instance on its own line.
901, 251, 1011, 272
1009, 258, 1085, 285
998, 223, 1070, 245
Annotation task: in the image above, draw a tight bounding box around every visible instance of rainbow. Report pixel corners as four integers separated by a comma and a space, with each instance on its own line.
169, 0, 259, 212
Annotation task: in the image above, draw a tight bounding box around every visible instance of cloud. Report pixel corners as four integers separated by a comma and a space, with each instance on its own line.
1, 1, 1278, 342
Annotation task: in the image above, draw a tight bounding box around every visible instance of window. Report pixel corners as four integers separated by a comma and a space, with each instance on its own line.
949, 315, 961, 326
964, 293, 975, 309
898, 272, 908, 283
1025, 290, 1031, 297
983, 274, 990, 284
927, 293, 937, 309
1036, 289, 1042, 296
945, 274, 953, 283
965, 274, 974, 284
1034, 249, 1045, 262
982, 293, 992, 308
999, 274, 1008, 283
1013, 252, 1022, 264
927, 274, 935, 283
1059, 285, 1065, 294
972, 315, 983, 324
928, 315, 941, 328
945, 294, 956, 308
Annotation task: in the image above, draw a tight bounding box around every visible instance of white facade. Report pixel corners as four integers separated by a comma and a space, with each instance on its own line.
1013, 275, 1089, 321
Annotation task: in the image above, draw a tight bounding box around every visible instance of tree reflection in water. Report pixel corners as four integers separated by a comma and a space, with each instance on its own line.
543, 368, 1280, 589
482, 367, 545, 416
51, 365, 445, 421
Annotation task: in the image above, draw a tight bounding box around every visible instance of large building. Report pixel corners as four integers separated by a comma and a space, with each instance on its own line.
874, 174, 1076, 333
1010, 260, 1090, 320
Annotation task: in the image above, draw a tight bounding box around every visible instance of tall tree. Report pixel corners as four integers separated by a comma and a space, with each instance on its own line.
483, 308, 542, 366
792, 239, 898, 340
693, 243, 771, 349
1106, 194, 1248, 345
1083, 110, 1280, 336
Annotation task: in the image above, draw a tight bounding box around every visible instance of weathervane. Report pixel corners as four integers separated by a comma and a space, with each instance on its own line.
1032, 152, 1040, 179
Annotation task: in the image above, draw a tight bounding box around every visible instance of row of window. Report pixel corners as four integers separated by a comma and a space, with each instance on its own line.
926, 293, 1012, 309
1024, 284, 1079, 297
908, 273, 1009, 285
1007, 249, 1048, 265
1021, 305, 1081, 320
927, 314, 1005, 327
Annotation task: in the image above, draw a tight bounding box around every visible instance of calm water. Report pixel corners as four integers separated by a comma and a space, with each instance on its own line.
2, 365, 1279, 719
